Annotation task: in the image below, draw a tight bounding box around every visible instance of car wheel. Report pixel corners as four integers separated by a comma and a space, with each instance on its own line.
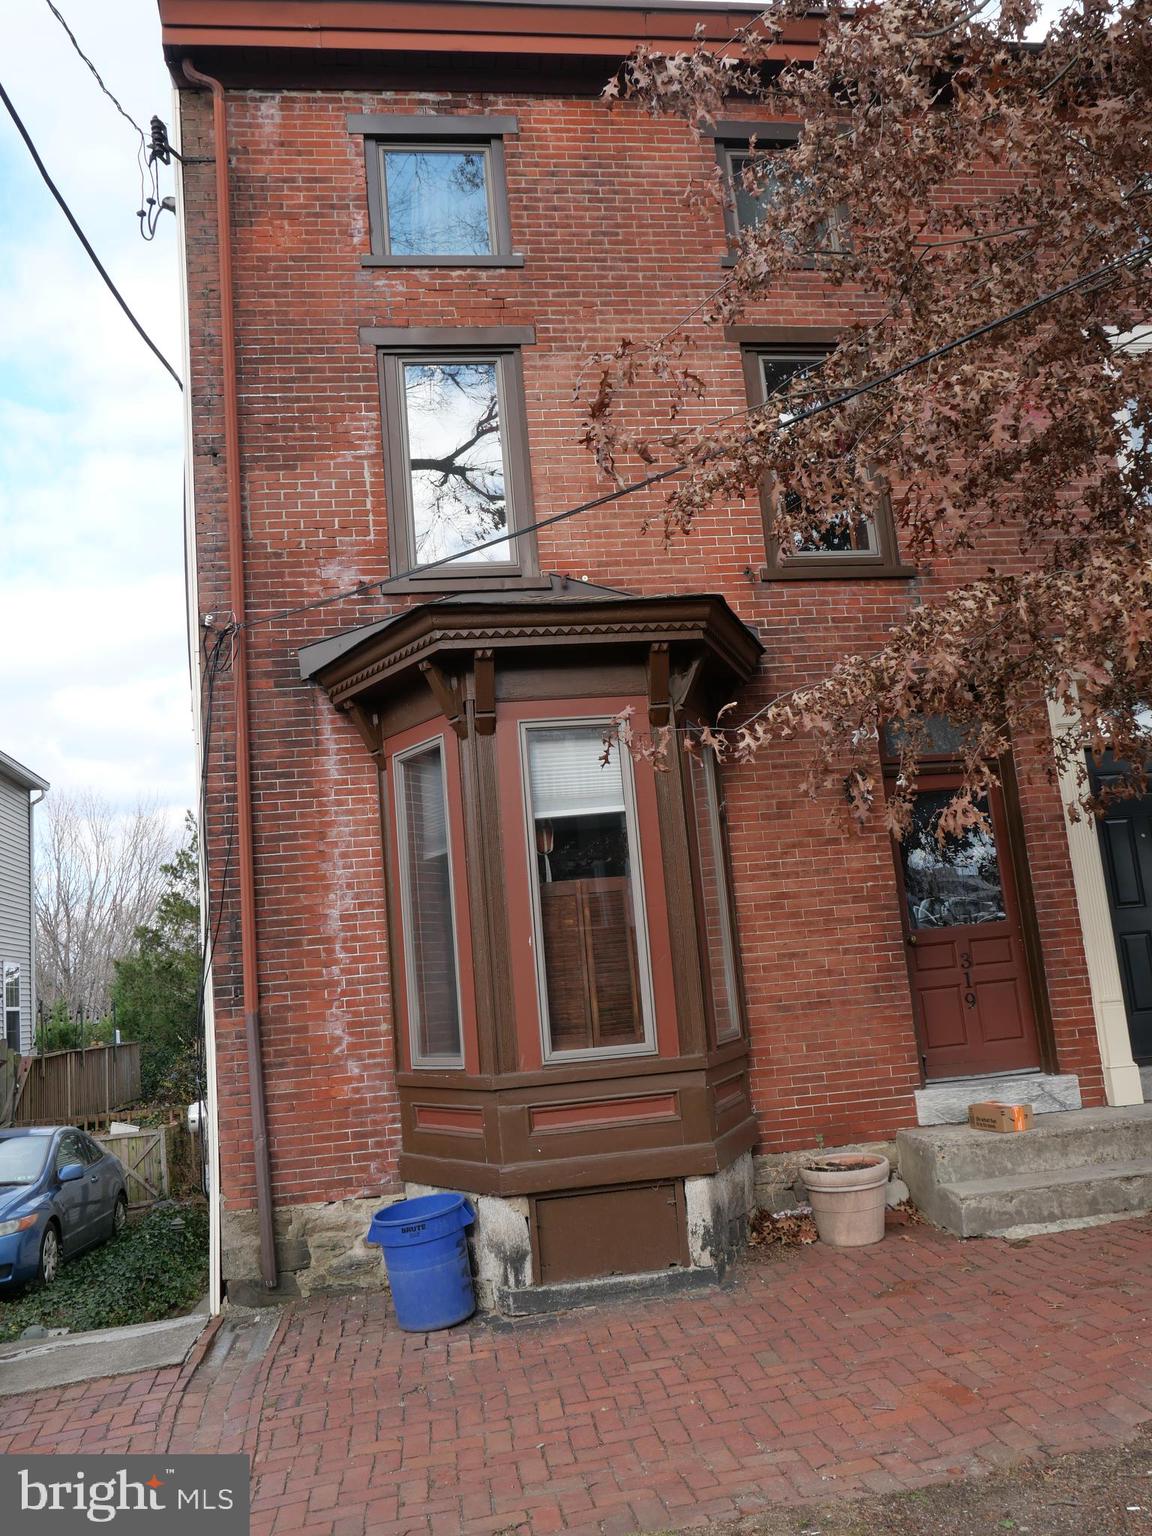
112, 1193, 128, 1237
38, 1224, 60, 1287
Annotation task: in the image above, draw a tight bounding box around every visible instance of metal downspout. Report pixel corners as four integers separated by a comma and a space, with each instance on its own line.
182, 58, 277, 1291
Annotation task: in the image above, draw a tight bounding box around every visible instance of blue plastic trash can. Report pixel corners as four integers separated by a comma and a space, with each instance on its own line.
367, 1193, 476, 1331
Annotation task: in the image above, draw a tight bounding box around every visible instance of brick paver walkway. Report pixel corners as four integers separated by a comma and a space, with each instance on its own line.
4, 1218, 1152, 1535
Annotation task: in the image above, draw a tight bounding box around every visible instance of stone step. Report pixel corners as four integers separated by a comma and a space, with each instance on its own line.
931, 1159, 1152, 1238
913, 1071, 1081, 1126
898, 1103, 1152, 1189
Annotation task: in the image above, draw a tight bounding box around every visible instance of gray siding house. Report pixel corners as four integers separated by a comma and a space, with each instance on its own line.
0, 750, 48, 1054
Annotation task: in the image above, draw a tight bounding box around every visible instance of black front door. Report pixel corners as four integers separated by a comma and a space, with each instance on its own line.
1095, 775, 1152, 1062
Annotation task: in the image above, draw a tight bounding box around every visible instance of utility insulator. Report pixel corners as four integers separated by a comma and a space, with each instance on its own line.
149, 115, 176, 165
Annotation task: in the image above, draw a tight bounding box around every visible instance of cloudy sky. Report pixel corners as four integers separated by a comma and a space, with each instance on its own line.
1, 0, 189, 817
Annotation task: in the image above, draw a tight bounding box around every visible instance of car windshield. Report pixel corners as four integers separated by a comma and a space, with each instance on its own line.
0, 1136, 50, 1186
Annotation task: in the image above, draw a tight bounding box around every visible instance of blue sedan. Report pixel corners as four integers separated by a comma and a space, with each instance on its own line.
0, 1128, 129, 1290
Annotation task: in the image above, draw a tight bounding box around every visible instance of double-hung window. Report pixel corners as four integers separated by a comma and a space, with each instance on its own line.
711, 121, 845, 266
349, 114, 523, 268
741, 346, 909, 579
365, 325, 539, 584
3, 964, 19, 1052
520, 721, 657, 1061
392, 738, 465, 1068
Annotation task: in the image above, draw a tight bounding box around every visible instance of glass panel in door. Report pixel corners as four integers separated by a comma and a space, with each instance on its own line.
895, 782, 1041, 1079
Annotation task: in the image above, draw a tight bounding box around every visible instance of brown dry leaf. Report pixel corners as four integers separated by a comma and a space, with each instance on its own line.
748, 1207, 819, 1247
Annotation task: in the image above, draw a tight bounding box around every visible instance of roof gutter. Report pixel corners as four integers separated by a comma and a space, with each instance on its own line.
182, 58, 277, 1292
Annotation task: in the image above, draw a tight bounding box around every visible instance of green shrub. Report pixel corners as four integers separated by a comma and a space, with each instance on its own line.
0, 1201, 209, 1343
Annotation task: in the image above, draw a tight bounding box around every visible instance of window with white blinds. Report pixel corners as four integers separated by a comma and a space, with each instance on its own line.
522, 720, 655, 1060
526, 726, 625, 818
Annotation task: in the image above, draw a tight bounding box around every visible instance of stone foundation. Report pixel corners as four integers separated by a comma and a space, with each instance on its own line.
754, 1140, 899, 1212
403, 1183, 532, 1309
222, 1197, 387, 1304
685, 1151, 754, 1272
223, 1146, 903, 1304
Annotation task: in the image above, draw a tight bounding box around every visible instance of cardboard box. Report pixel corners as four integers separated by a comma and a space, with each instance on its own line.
968, 1101, 1035, 1133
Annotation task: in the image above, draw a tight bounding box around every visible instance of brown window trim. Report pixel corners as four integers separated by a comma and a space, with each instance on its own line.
494, 695, 681, 1071
740, 344, 916, 582
366, 324, 542, 591
708, 121, 847, 272
383, 719, 480, 1074
679, 734, 748, 1050
349, 113, 523, 268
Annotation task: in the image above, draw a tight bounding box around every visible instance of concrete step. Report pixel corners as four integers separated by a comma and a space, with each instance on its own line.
898, 1104, 1152, 1187
931, 1159, 1152, 1238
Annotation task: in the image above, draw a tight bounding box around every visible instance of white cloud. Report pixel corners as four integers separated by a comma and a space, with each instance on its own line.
0, 0, 190, 813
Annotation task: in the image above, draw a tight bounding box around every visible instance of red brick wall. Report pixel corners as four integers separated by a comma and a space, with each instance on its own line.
180, 85, 1105, 1216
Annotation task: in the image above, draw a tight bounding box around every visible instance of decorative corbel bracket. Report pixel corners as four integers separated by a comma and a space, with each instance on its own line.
473, 648, 496, 736
670, 655, 704, 714
419, 660, 467, 738
647, 642, 671, 728
343, 703, 384, 762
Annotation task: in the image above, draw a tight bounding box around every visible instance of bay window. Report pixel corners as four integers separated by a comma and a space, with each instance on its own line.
300, 586, 764, 1228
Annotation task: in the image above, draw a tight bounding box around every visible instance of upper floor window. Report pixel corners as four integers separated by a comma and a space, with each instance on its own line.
348, 113, 523, 268
362, 324, 539, 585
710, 120, 845, 265
742, 346, 911, 580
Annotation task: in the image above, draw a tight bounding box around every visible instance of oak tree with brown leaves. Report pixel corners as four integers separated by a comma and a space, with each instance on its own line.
584, 0, 1152, 841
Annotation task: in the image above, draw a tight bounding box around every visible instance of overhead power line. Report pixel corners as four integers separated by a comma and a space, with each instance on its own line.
41, 0, 170, 240
0, 76, 182, 388
42, 0, 147, 140
243, 242, 1149, 633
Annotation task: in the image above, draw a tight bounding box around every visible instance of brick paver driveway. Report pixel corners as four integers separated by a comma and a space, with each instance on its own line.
3, 1218, 1152, 1535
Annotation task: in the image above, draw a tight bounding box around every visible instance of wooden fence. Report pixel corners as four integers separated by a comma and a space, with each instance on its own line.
13, 1043, 141, 1127
0, 1043, 19, 1127
94, 1127, 169, 1208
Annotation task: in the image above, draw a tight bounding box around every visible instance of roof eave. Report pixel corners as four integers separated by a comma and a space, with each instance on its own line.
0, 750, 50, 794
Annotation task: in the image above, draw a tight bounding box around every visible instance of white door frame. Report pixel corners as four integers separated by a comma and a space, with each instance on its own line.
1047, 693, 1144, 1105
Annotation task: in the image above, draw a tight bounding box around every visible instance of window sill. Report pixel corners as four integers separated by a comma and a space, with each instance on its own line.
721, 253, 825, 272
382, 571, 552, 595
758, 563, 918, 582
361, 253, 525, 269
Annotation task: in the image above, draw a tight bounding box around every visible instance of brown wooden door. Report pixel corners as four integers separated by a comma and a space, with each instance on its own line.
894, 777, 1041, 1079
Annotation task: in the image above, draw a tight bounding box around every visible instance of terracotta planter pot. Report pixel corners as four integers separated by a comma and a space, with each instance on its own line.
800, 1154, 890, 1247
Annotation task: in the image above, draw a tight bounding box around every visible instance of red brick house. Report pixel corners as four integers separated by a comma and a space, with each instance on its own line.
163, 0, 1150, 1305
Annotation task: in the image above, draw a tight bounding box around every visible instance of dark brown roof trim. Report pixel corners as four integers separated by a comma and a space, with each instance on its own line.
300, 590, 764, 703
